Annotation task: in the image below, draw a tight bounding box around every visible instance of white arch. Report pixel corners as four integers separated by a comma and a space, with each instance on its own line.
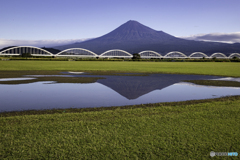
99, 49, 133, 58
138, 50, 162, 58
56, 48, 98, 57
0, 46, 53, 56
164, 51, 187, 58
189, 52, 208, 58
228, 53, 240, 58
210, 52, 227, 58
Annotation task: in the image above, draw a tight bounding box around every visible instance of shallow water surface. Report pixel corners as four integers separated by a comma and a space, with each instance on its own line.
0, 78, 36, 81
0, 73, 239, 112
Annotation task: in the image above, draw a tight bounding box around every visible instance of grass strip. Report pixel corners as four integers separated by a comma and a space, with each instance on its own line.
0, 77, 105, 85
0, 61, 240, 77
0, 70, 65, 78
0, 70, 148, 79
1, 96, 240, 159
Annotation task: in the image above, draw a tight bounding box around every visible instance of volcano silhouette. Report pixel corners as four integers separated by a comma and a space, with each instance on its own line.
54, 20, 240, 56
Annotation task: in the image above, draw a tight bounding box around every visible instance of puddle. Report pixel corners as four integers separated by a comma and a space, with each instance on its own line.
67, 71, 85, 74
0, 73, 239, 112
0, 78, 36, 81
211, 77, 240, 82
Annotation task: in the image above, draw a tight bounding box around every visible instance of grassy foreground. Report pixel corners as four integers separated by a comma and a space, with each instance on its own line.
0, 61, 240, 77
1, 61, 239, 159
1, 96, 240, 159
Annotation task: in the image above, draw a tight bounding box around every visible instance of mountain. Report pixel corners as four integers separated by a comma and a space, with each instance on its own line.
54, 20, 240, 56
41, 47, 61, 54
0, 46, 17, 52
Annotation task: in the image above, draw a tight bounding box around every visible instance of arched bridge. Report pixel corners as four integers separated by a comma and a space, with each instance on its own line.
0, 46, 53, 56
0, 46, 239, 59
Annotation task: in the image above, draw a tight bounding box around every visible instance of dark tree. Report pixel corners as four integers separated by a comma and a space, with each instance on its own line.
132, 53, 141, 60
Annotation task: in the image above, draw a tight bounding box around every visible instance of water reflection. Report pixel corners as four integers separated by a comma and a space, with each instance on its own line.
0, 73, 239, 112
95, 74, 225, 99
0, 78, 36, 81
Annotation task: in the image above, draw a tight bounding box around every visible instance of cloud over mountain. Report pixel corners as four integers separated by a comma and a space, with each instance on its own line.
180, 32, 240, 43
0, 38, 92, 50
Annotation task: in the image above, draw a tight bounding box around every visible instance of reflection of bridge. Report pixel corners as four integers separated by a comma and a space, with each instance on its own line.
1, 46, 240, 59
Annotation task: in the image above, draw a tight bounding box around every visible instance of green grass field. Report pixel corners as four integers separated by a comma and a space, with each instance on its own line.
0, 61, 240, 77
1, 61, 239, 159
1, 96, 240, 159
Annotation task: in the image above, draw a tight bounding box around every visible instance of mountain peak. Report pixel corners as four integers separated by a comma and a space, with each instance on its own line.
95, 20, 176, 43
127, 20, 138, 22
126, 20, 141, 24
117, 20, 156, 32
53, 21, 240, 55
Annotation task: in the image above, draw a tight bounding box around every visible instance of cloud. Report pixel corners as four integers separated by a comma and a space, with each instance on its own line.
0, 38, 93, 50
179, 32, 240, 43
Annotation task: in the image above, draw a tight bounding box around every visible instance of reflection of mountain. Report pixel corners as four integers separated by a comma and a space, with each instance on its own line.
96, 74, 222, 99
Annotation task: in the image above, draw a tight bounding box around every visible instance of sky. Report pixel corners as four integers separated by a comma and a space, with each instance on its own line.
0, 0, 240, 49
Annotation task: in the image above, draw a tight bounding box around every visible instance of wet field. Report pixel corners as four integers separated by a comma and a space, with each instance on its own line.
1, 72, 240, 112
